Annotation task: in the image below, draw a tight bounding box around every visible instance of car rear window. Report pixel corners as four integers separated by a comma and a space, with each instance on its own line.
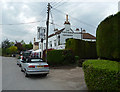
30, 59, 45, 62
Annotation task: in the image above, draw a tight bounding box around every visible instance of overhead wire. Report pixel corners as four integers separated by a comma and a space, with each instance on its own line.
52, 7, 96, 28
0, 20, 46, 25
53, 2, 67, 9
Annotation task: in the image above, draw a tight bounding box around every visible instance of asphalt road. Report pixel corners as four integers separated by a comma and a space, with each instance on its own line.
2, 56, 87, 90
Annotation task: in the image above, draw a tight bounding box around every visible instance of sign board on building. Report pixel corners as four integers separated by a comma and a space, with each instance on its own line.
37, 27, 46, 40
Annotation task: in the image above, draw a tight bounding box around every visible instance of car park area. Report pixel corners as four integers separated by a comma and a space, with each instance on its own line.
2, 56, 87, 90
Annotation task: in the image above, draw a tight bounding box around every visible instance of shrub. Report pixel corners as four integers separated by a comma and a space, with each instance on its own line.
66, 39, 97, 59
96, 12, 120, 60
82, 60, 120, 90
47, 50, 75, 66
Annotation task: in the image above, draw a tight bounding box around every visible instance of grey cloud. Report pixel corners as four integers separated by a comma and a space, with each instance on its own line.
1, 1, 118, 43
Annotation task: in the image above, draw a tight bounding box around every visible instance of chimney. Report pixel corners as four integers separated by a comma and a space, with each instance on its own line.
64, 14, 70, 25
34, 38, 35, 44
76, 28, 79, 31
66, 14, 68, 23
64, 14, 71, 32
82, 30, 86, 33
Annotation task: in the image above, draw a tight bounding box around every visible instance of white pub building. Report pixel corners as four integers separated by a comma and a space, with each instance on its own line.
38, 15, 96, 51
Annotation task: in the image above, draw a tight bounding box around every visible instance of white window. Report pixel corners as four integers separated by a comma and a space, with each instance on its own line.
50, 41, 52, 48
54, 40, 56, 47
44, 43, 46, 49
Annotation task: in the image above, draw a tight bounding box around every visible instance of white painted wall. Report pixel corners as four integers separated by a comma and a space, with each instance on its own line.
60, 32, 82, 44
118, 1, 120, 11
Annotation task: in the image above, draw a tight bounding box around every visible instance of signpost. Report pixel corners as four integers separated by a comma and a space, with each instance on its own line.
37, 27, 46, 58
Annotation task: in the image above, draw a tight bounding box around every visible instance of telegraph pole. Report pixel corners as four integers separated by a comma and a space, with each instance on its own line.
46, 3, 51, 62
81, 28, 83, 40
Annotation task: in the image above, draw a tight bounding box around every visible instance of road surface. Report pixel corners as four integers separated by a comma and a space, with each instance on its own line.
2, 56, 87, 90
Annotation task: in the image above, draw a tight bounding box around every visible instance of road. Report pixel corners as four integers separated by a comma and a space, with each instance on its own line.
2, 56, 87, 90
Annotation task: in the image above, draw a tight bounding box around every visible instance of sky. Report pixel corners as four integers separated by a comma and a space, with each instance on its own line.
0, 0, 119, 44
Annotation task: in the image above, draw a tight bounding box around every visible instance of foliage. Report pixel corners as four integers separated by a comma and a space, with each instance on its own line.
21, 40, 25, 45
15, 42, 24, 53
65, 38, 97, 59
23, 42, 33, 50
7, 46, 18, 54
43, 49, 54, 60
2, 39, 12, 49
47, 50, 75, 66
1, 39, 33, 56
96, 12, 120, 60
82, 60, 120, 90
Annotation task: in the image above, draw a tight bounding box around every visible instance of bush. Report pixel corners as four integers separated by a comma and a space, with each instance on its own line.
82, 60, 120, 90
66, 39, 97, 59
47, 50, 75, 66
96, 12, 120, 60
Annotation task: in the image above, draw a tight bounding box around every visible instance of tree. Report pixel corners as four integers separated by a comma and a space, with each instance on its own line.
15, 42, 24, 53
21, 40, 25, 45
2, 39, 12, 49
7, 46, 18, 54
22, 41, 33, 50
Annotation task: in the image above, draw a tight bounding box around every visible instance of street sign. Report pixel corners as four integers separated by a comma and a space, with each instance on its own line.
37, 27, 46, 40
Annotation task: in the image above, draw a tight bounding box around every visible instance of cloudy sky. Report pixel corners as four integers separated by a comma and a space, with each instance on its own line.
0, 0, 119, 43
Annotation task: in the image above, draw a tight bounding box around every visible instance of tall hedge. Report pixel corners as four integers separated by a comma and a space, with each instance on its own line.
96, 12, 120, 60
83, 60, 120, 90
65, 39, 97, 59
47, 50, 75, 66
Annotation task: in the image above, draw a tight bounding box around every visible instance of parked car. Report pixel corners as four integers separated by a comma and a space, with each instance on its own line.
11, 54, 16, 57
17, 51, 31, 67
21, 57, 49, 77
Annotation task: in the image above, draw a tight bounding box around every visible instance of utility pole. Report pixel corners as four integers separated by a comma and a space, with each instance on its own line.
81, 28, 83, 40
46, 3, 51, 62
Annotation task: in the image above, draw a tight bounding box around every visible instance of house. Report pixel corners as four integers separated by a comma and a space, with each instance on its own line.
39, 15, 96, 50
118, 1, 120, 12
33, 38, 39, 51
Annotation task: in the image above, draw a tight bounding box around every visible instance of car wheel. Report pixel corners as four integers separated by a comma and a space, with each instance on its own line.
43, 74, 47, 77
25, 71, 29, 77
21, 68, 24, 72
19, 64, 21, 67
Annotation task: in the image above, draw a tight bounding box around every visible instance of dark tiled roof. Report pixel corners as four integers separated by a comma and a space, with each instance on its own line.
48, 28, 96, 40
48, 28, 65, 38
83, 33, 96, 39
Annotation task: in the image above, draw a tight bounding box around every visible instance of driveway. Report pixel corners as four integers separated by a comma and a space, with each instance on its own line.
2, 56, 87, 90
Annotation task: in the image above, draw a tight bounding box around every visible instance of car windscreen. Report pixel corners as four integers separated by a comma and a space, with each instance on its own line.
23, 53, 30, 57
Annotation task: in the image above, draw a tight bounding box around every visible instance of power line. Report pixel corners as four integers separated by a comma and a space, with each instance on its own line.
0, 20, 46, 25
52, 0, 64, 7
52, 8, 96, 28
53, 2, 67, 9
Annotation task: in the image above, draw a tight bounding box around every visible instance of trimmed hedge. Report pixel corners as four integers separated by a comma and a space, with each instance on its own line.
47, 50, 75, 66
82, 60, 120, 90
96, 12, 120, 60
66, 39, 97, 59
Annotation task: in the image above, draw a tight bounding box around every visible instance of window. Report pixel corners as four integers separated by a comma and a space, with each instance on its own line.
50, 41, 52, 48
54, 40, 56, 47
58, 35, 60, 45
44, 43, 46, 49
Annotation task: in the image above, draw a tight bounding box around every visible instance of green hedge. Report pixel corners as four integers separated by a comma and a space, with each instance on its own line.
82, 60, 120, 90
66, 39, 97, 59
96, 12, 120, 60
47, 50, 75, 66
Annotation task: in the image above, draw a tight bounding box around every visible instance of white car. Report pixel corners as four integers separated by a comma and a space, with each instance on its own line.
21, 58, 49, 77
